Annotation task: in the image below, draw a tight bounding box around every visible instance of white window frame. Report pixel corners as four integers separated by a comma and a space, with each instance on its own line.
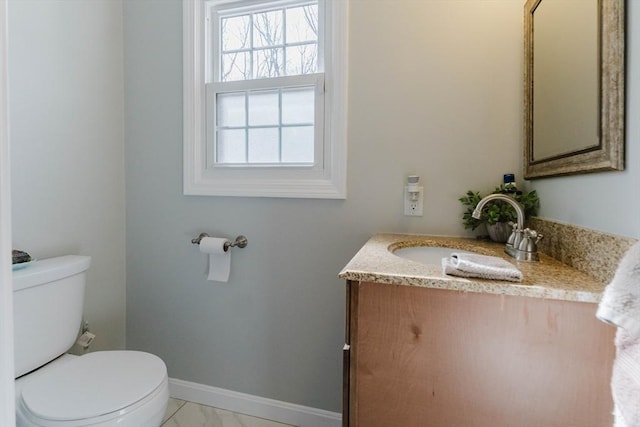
184, 0, 348, 198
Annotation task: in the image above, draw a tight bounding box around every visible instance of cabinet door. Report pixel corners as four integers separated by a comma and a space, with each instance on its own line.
348, 281, 615, 427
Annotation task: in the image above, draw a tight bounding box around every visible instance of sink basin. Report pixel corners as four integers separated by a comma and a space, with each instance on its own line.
393, 246, 476, 265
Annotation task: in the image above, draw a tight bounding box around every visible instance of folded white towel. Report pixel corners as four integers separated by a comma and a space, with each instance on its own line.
596, 241, 640, 427
442, 252, 522, 282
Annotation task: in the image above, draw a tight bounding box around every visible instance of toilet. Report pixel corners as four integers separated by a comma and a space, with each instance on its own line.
13, 255, 169, 427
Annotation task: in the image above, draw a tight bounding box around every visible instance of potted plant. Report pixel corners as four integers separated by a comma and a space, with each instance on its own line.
459, 185, 540, 242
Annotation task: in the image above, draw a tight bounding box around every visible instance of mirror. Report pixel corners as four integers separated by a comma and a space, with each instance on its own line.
524, 0, 625, 179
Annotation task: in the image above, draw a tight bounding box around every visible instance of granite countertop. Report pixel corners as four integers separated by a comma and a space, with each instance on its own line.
339, 233, 607, 303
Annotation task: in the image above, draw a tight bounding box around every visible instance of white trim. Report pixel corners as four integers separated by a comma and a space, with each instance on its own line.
183, 0, 348, 199
0, 0, 15, 424
212, 0, 319, 16
169, 378, 341, 427
209, 73, 322, 92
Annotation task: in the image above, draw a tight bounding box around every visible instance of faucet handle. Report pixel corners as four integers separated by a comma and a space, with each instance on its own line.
526, 229, 543, 241
517, 229, 543, 253
507, 221, 517, 231
511, 227, 526, 249
506, 222, 518, 247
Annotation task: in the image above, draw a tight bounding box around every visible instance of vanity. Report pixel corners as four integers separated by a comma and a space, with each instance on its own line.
339, 233, 623, 427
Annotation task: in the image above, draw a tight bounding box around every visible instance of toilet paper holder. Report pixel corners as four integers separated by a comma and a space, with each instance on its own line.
191, 233, 248, 251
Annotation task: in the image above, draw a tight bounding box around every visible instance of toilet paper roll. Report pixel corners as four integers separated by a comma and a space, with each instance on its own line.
199, 237, 231, 282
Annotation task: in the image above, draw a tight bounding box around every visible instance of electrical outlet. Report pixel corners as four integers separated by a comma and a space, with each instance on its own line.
404, 186, 424, 216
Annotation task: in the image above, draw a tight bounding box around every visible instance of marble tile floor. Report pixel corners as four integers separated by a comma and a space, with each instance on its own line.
161, 398, 295, 427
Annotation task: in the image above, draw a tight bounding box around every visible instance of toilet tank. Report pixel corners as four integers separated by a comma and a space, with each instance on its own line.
13, 255, 91, 378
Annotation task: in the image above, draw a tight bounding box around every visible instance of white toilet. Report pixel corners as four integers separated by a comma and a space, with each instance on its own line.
13, 255, 169, 426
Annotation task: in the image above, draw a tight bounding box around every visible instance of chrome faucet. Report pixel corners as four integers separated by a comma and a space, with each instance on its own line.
472, 194, 542, 262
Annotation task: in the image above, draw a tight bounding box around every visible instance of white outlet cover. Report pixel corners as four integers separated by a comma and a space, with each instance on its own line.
404, 186, 423, 216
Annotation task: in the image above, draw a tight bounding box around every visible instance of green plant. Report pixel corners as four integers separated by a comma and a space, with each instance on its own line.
459, 185, 540, 231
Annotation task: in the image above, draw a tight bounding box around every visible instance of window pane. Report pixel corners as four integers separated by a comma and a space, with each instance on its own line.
222, 51, 251, 81
253, 48, 283, 79
248, 128, 279, 163
217, 129, 246, 163
282, 87, 314, 124
282, 126, 314, 163
253, 10, 283, 48
248, 90, 279, 126
285, 44, 317, 75
286, 5, 318, 44
217, 92, 246, 127
221, 15, 250, 51
217, 4, 319, 81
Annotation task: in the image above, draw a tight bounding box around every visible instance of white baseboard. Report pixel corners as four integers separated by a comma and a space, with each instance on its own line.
168, 378, 342, 427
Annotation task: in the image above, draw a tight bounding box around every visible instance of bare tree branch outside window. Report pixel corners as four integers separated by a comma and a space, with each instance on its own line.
220, 4, 318, 82
221, 14, 251, 81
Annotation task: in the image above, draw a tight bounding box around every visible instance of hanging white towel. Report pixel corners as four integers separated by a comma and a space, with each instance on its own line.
597, 242, 640, 337
611, 330, 640, 427
597, 241, 640, 427
441, 252, 522, 282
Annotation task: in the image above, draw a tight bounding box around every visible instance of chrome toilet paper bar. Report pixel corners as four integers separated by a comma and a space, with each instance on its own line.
191, 233, 248, 251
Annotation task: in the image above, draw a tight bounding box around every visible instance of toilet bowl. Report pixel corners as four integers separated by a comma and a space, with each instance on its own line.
13, 255, 170, 426
16, 351, 169, 427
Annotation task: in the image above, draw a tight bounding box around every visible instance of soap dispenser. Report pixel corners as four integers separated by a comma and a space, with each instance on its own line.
503, 173, 517, 194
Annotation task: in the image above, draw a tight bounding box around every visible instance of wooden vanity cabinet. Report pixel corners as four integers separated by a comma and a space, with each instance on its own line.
343, 280, 616, 427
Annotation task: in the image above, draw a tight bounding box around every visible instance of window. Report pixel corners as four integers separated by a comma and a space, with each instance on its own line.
210, 1, 322, 166
184, 0, 347, 198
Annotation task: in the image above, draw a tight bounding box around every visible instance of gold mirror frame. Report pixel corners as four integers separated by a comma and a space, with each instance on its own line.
524, 0, 625, 179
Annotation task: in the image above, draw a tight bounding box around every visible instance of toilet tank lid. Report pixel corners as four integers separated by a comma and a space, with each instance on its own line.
20, 351, 167, 422
12, 255, 91, 291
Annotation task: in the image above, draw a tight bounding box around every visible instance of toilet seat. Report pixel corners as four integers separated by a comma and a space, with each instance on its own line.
19, 351, 168, 426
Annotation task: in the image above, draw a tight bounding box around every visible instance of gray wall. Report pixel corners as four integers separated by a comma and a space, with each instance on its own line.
124, 0, 524, 411
9, 0, 126, 352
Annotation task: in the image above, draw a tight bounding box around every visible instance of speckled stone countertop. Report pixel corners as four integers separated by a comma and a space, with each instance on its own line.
339, 233, 608, 303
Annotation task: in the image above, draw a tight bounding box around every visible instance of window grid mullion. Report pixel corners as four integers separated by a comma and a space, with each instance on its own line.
218, 123, 314, 130
278, 88, 283, 162
221, 47, 252, 55
282, 8, 287, 77
244, 91, 249, 163
222, 41, 316, 56
249, 13, 255, 80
